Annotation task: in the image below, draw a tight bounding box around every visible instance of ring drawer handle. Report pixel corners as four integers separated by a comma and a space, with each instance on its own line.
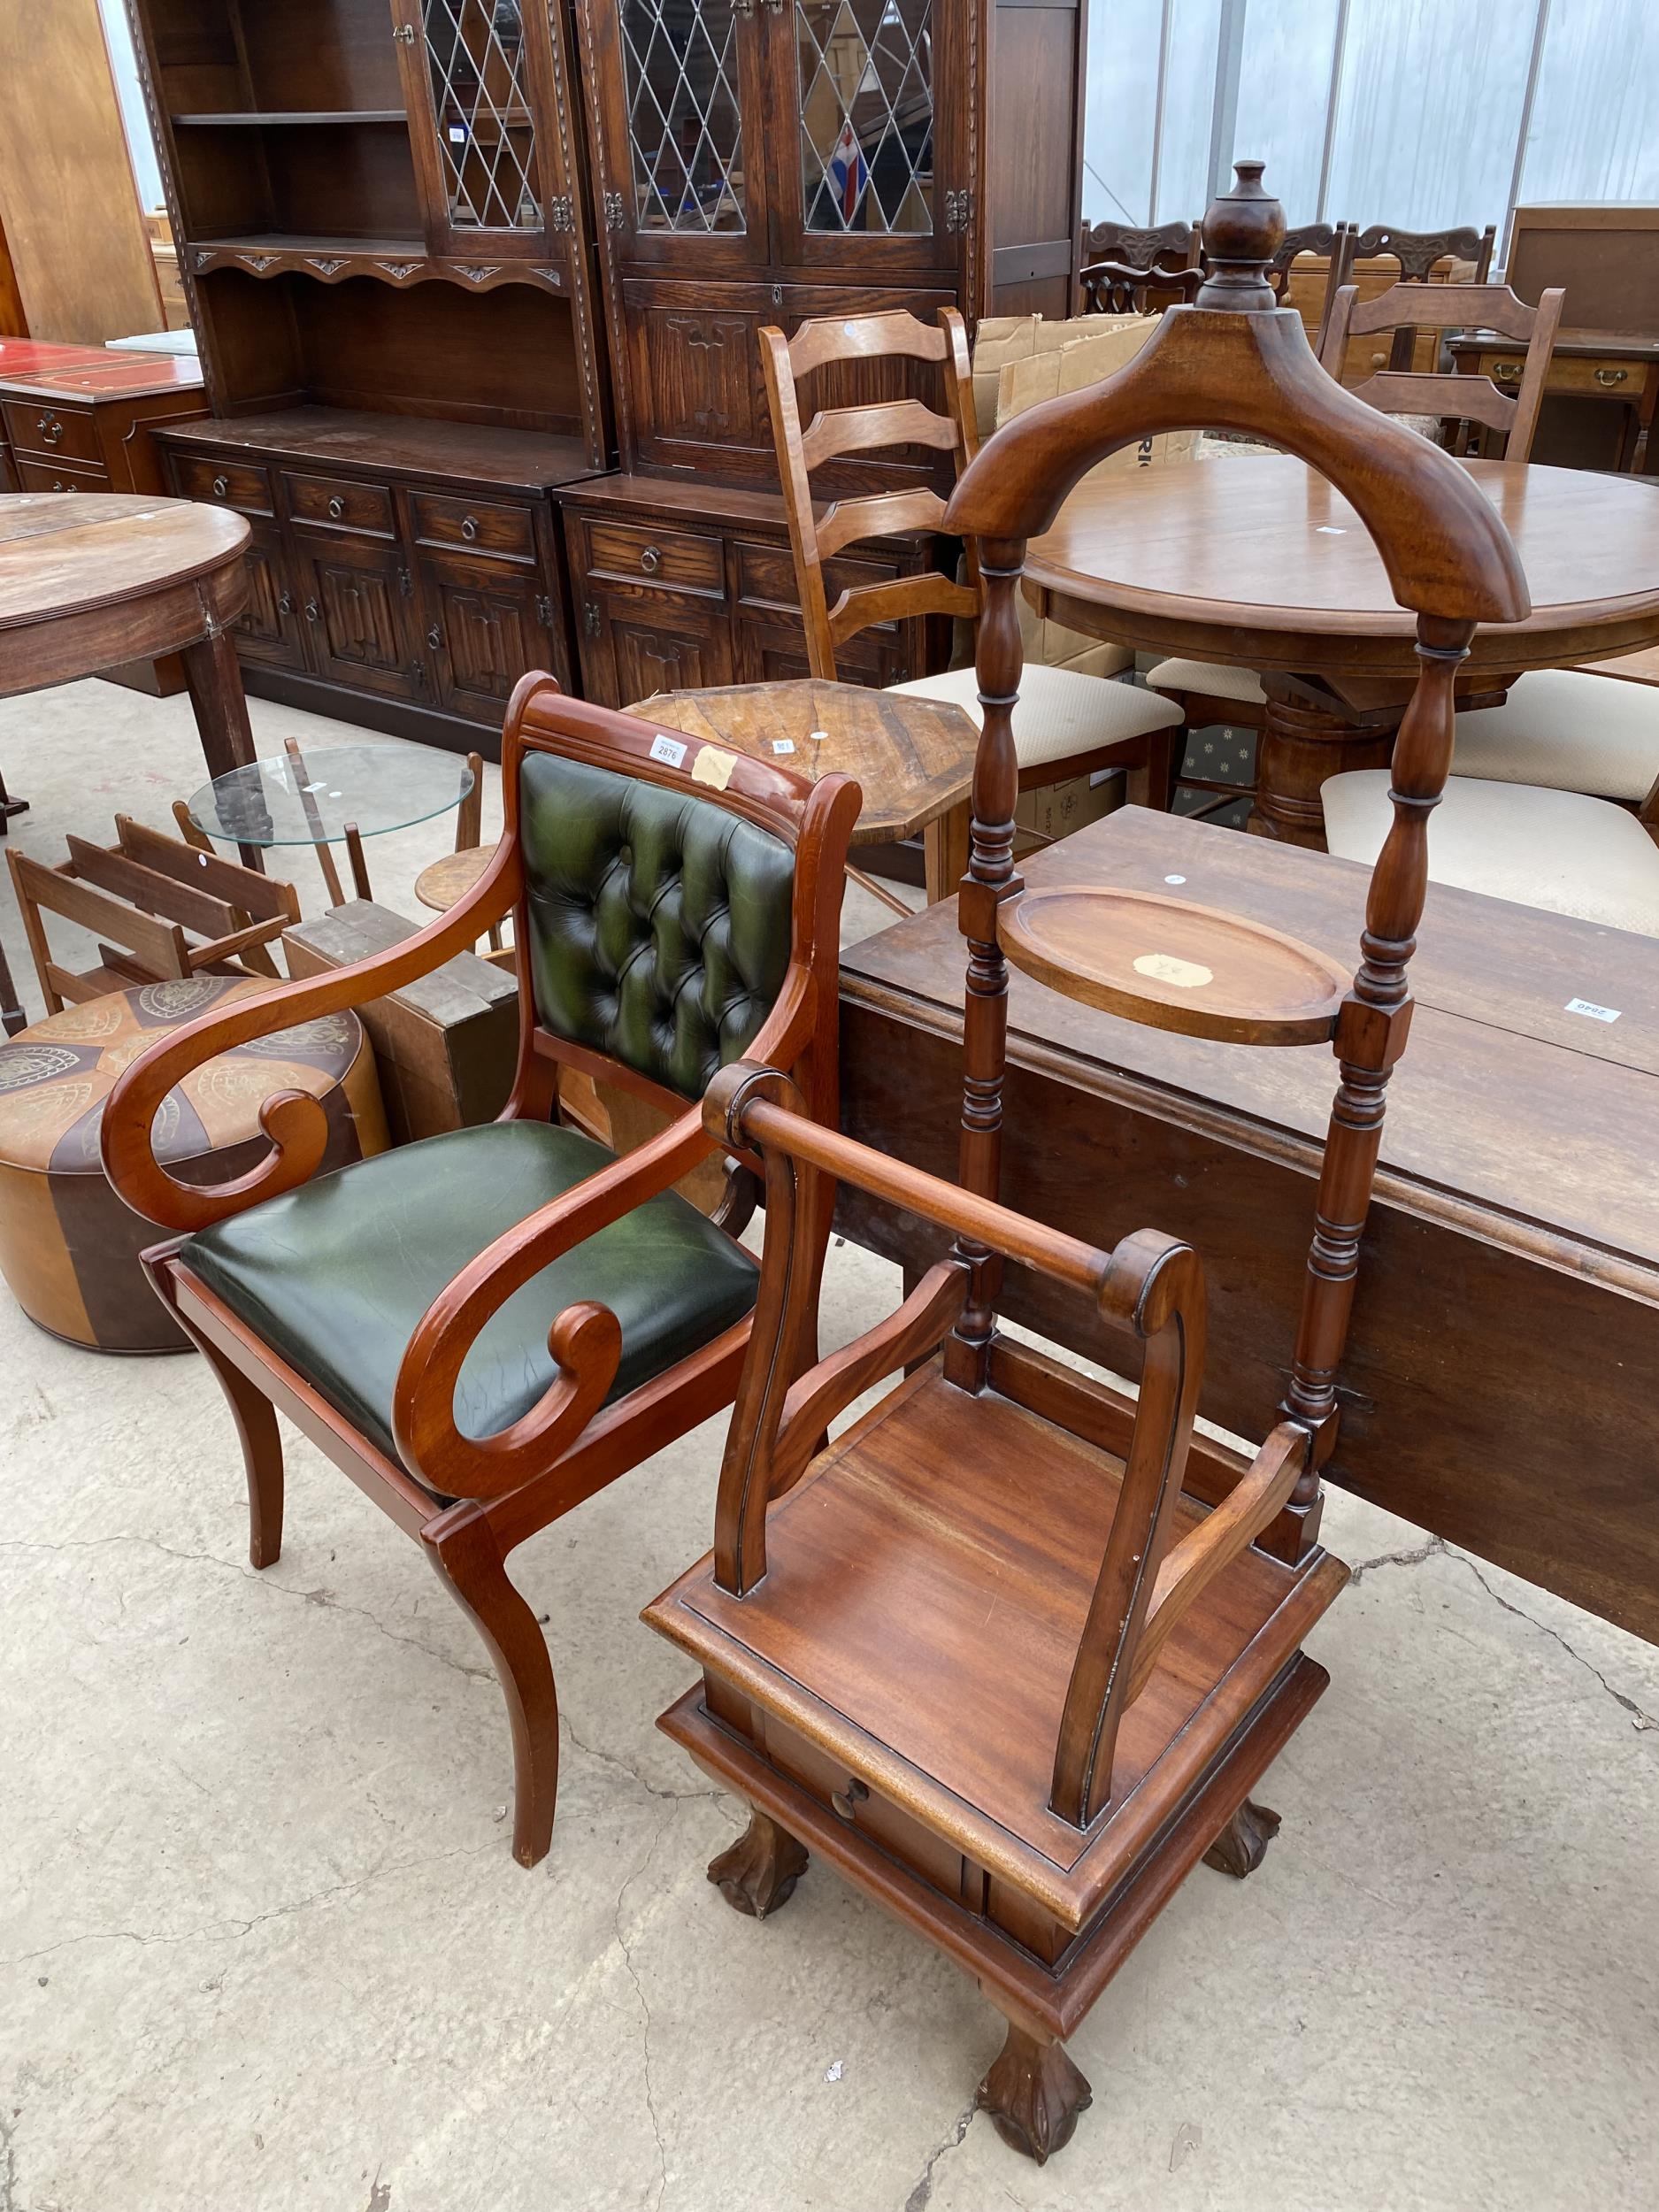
39, 415, 62, 443
461, 514, 480, 541
639, 543, 663, 575
1596, 365, 1629, 388
1492, 362, 1522, 385
51, 480, 65, 494
427, 623, 443, 651
277, 590, 293, 616
212, 474, 229, 497
304, 599, 320, 621
327, 495, 345, 519
831, 1778, 870, 1822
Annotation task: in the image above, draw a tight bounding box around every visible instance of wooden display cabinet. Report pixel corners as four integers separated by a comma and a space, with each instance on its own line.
565, 0, 1087, 704
127, 0, 615, 753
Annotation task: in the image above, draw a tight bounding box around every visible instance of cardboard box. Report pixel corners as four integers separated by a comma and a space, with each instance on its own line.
1012, 768, 1123, 856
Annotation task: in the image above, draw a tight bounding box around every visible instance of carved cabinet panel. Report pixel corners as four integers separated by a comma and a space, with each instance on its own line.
293, 534, 423, 702
417, 547, 557, 723
579, 591, 734, 706
235, 518, 310, 672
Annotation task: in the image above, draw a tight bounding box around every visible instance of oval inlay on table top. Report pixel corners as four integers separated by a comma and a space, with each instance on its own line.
999, 884, 1351, 1047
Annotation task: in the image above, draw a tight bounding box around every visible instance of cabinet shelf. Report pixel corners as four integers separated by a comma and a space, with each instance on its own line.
170, 111, 408, 127
187, 238, 570, 296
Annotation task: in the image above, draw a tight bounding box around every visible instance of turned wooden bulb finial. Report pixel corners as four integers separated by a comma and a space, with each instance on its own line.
1194, 158, 1286, 311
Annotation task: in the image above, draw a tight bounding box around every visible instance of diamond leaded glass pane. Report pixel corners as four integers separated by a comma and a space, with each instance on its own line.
620, 0, 746, 234
421, 0, 544, 233
797, 0, 933, 234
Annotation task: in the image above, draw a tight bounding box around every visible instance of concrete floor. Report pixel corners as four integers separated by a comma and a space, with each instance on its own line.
2, 680, 1658, 2212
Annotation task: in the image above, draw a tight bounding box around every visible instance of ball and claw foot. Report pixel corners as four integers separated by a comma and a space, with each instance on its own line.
976, 2022, 1093, 2164
1203, 1796, 1281, 1878
707, 1809, 810, 1919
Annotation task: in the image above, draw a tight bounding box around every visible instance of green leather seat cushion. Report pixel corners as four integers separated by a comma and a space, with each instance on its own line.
182, 1120, 758, 1491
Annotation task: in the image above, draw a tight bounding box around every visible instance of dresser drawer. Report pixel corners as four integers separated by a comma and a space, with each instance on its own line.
1471, 349, 1654, 400
582, 518, 725, 598
733, 540, 906, 630
2, 400, 100, 467
410, 491, 535, 564
285, 470, 395, 539
169, 452, 275, 517
760, 1713, 969, 1901
13, 453, 111, 495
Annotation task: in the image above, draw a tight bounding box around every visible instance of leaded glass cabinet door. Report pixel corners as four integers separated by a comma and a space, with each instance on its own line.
587, 0, 772, 267
392, 0, 573, 257
770, 0, 965, 276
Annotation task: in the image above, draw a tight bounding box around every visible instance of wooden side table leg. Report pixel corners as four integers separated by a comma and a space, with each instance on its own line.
180, 623, 265, 871
0, 766, 27, 834
923, 798, 971, 903
1250, 680, 1394, 849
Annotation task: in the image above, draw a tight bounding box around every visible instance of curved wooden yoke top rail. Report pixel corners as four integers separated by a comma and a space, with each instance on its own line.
942, 303, 1530, 628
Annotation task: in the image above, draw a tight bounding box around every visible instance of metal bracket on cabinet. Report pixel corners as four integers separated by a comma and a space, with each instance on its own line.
943, 188, 973, 234
549, 197, 575, 233
535, 595, 553, 628
603, 191, 626, 233
583, 603, 602, 639
392, 21, 415, 43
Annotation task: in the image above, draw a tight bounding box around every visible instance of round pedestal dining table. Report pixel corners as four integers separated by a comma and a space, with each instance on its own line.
1023, 455, 1659, 845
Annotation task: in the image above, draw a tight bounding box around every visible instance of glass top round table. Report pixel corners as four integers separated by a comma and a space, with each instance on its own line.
188, 742, 473, 849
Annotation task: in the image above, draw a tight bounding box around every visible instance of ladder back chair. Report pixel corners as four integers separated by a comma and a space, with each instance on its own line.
1332, 220, 1497, 372
761, 308, 1184, 894
1319, 277, 1565, 461
647, 160, 1531, 2165
1078, 256, 1204, 315
101, 681, 858, 1870
1076, 216, 1201, 305
1268, 219, 1349, 355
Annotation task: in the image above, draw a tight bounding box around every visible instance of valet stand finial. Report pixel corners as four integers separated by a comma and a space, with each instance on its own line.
1194, 158, 1286, 312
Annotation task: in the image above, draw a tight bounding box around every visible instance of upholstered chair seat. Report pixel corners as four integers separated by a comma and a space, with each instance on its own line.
184, 1120, 760, 1491
1145, 657, 1267, 706
888, 661, 1183, 772
1448, 667, 1659, 802
1322, 771, 1659, 934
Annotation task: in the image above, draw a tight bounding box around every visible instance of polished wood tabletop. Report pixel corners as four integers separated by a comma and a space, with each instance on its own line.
1025, 456, 1659, 679
0, 493, 249, 677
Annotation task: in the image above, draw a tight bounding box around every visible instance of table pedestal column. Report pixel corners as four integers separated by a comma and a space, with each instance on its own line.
181, 618, 265, 870
1249, 678, 1396, 848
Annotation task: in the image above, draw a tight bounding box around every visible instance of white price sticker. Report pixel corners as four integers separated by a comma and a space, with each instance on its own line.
1565, 997, 1621, 1024
649, 733, 687, 768
771, 738, 796, 755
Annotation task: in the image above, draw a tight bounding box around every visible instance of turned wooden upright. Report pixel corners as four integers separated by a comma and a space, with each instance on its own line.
942, 159, 1530, 1546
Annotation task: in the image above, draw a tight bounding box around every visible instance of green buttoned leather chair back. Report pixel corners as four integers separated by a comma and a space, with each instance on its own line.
518, 751, 798, 1102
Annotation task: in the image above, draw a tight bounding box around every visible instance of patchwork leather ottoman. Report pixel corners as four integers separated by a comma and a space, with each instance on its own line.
0, 976, 388, 1352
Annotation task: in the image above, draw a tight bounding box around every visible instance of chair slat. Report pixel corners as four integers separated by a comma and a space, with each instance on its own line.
787, 308, 949, 377
826, 573, 979, 648
1345, 370, 1517, 435
800, 397, 962, 472
816, 487, 949, 562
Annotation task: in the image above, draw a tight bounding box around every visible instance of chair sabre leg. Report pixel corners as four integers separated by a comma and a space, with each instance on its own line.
707, 1806, 809, 1919
425, 1510, 559, 1869
1202, 1795, 1282, 1878
160, 1286, 285, 1567
976, 2017, 1093, 2164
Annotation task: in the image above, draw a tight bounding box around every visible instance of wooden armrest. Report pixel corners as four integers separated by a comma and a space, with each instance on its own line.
102, 838, 520, 1233
1123, 1423, 1304, 1706
390, 980, 823, 1505
389, 1104, 713, 1501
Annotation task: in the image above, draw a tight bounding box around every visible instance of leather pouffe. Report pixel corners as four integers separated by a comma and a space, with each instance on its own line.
0, 976, 388, 1352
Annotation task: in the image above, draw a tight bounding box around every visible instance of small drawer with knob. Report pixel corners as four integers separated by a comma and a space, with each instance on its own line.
759, 1712, 970, 1898
12, 453, 111, 497
1469, 349, 1648, 401
3, 400, 104, 467
284, 470, 395, 540
581, 518, 726, 600
169, 452, 275, 516
410, 491, 536, 565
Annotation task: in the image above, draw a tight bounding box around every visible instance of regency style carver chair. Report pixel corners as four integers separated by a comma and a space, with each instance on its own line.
101, 682, 858, 1869
759, 307, 1184, 870
644, 160, 1531, 2165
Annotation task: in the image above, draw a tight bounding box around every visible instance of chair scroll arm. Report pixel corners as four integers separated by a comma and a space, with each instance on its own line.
101, 837, 521, 1234
1049, 1233, 1209, 1832
1122, 1423, 1304, 1708
391, 1103, 716, 1502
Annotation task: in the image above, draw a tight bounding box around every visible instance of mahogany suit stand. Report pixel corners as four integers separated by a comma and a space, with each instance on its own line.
645, 163, 1531, 2162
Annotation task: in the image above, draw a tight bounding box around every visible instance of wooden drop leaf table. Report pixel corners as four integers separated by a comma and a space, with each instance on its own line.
838, 803, 1659, 1647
